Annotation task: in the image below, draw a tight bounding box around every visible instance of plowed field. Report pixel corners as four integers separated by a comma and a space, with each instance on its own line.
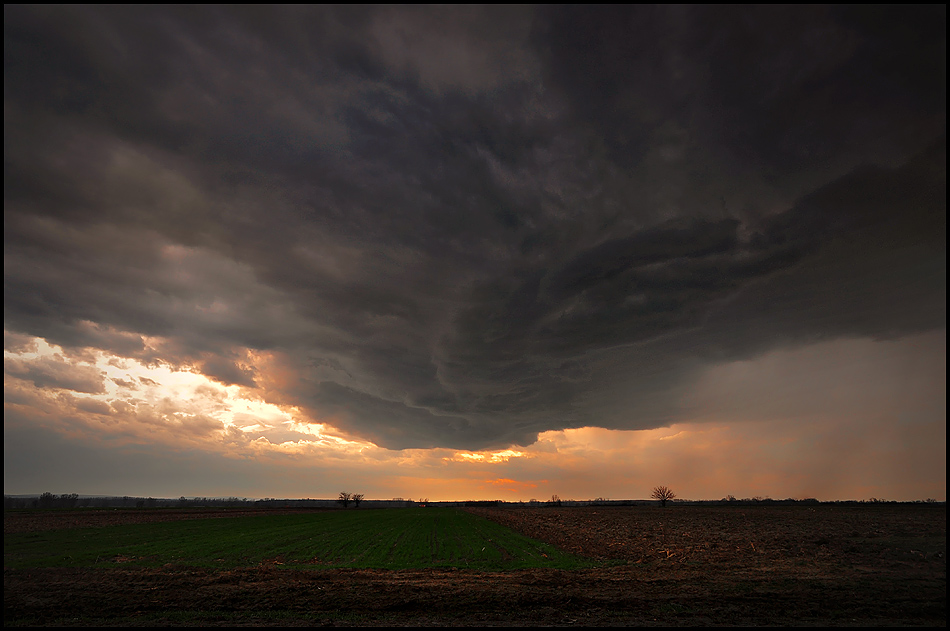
4, 505, 945, 626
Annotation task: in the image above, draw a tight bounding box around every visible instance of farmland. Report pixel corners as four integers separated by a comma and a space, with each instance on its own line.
4, 504, 946, 626
4, 508, 591, 571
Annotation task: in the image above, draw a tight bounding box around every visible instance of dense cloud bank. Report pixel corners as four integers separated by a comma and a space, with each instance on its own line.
5, 6, 945, 449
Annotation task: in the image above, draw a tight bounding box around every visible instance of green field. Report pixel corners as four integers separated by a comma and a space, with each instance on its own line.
4, 508, 595, 571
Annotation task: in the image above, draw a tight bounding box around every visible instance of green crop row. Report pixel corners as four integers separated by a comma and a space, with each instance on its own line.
3, 508, 597, 571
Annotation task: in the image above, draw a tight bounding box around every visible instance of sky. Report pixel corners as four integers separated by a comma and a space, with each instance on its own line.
4, 5, 946, 502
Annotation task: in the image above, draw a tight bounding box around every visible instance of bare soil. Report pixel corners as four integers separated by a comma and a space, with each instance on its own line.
4, 505, 945, 626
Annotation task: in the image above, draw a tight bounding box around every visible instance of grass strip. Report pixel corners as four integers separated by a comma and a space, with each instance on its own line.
4, 508, 597, 571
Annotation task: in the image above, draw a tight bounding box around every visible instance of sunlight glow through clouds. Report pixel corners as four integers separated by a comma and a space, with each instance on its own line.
4, 333, 945, 501
483, 478, 540, 495
4, 335, 375, 458
450, 449, 528, 463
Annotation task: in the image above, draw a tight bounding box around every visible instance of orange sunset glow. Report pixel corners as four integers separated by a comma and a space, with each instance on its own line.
5, 330, 944, 501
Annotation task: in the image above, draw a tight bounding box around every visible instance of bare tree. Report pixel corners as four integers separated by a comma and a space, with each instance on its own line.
651, 486, 676, 507
338, 491, 351, 508
351, 493, 364, 508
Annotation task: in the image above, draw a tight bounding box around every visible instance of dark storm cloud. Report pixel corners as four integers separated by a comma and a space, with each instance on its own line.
4, 6, 945, 449
532, 5, 945, 178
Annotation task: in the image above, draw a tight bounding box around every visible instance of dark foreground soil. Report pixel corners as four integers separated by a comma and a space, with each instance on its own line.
4, 505, 946, 626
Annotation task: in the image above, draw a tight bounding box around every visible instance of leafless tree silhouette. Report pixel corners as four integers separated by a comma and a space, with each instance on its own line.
652, 486, 676, 507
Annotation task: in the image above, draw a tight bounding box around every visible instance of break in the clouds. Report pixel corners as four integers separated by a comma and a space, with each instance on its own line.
4, 6, 945, 461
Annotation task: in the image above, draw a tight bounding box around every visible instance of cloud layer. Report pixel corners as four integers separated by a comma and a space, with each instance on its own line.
4, 6, 946, 454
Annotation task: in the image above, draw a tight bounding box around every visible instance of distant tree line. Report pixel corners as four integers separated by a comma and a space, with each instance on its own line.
4, 493, 943, 511
4, 494, 345, 510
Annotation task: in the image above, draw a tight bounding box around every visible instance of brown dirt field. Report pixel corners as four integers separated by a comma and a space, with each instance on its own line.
4, 505, 946, 626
